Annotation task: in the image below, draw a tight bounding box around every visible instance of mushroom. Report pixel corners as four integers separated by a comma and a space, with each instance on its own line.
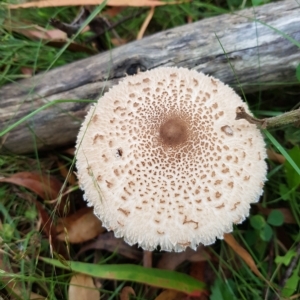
75, 67, 267, 252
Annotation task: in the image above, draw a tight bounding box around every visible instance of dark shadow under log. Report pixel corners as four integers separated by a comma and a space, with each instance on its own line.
0, 0, 299, 154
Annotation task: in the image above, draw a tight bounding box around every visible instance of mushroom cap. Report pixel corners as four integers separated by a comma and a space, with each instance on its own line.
76, 67, 267, 252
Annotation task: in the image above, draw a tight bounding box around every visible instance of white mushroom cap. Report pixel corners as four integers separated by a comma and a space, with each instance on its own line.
76, 67, 267, 252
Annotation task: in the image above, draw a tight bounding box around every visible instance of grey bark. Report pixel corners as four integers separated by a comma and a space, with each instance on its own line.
0, 0, 299, 154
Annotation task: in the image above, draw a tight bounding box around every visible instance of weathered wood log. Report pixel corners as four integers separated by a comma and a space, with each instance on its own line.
0, 0, 299, 154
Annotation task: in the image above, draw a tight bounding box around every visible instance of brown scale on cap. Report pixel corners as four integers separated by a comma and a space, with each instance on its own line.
76, 67, 267, 252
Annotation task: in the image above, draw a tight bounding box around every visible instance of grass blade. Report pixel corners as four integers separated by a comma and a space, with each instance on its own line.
264, 130, 300, 176
41, 257, 206, 296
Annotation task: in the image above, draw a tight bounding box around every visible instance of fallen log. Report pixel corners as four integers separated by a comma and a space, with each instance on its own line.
0, 0, 299, 154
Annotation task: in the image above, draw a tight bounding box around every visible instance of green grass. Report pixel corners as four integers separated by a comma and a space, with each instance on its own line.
0, 1, 300, 299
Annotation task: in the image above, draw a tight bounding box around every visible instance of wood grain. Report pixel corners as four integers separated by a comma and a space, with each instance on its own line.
0, 0, 299, 154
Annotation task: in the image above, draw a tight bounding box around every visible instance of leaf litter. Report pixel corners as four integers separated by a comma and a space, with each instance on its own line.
68, 273, 100, 300
120, 286, 136, 300
56, 207, 106, 243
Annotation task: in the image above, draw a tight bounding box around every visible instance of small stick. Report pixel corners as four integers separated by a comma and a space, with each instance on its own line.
235, 106, 300, 129
85, 9, 147, 43
50, 18, 80, 37
50, 7, 87, 37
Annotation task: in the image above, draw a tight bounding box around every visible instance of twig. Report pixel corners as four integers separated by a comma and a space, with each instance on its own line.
49, 18, 81, 37
85, 8, 148, 43
50, 7, 87, 37
137, 6, 155, 40
235, 106, 300, 129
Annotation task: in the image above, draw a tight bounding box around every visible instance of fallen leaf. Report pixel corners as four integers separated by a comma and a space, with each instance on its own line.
4, 20, 67, 41
68, 274, 100, 300
120, 286, 136, 300
224, 233, 264, 279
4, 20, 96, 54
267, 148, 285, 164
0, 171, 63, 201
155, 290, 186, 300
9, 0, 183, 9
136, 6, 155, 40
104, 6, 125, 17
56, 207, 105, 243
0, 171, 67, 216
157, 246, 207, 270
77, 232, 142, 260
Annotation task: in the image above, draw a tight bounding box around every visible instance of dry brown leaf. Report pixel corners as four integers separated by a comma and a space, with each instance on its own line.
0, 171, 68, 216
3, 20, 96, 54
56, 207, 105, 243
9, 0, 182, 9
120, 286, 136, 300
78, 232, 142, 260
267, 148, 285, 164
155, 290, 186, 300
104, 6, 125, 17
24, 28, 66, 40
68, 274, 100, 300
136, 6, 155, 40
4, 20, 67, 41
224, 233, 265, 279
0, 171, 63, 201
157, 246, 207, 270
